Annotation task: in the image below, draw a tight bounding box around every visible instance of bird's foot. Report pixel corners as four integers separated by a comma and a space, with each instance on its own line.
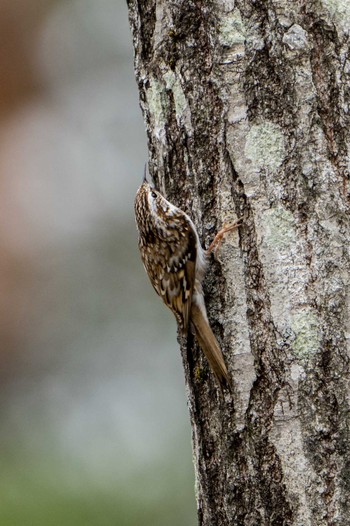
207, 220, 242, 255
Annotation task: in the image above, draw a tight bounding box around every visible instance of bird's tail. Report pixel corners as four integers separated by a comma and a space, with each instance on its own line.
190, 302, 230, 389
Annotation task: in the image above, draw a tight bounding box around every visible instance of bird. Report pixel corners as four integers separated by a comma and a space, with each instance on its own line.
134, 174, 239, 389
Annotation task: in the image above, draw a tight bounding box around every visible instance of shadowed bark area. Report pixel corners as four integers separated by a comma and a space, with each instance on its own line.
128, 1, 350, 524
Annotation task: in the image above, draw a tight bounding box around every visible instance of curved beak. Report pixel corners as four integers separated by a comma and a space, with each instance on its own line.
143, 163, 148, 183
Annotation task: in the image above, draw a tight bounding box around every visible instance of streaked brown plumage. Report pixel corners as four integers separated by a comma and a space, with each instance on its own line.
134, 181, 231, 388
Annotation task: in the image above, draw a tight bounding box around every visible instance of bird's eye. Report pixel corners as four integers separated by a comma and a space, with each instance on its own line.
151, 191, 157, 198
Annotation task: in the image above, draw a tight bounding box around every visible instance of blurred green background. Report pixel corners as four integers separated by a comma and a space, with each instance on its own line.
0, 1, 196, 524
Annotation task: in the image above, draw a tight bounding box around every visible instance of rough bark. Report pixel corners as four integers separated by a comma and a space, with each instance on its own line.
127, 1, 350, 524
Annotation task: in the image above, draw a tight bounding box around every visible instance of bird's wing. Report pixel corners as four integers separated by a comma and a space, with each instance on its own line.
144, 224, 197, 333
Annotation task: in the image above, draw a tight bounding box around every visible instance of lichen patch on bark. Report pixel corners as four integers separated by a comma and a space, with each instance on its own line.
291, 309, 321, 360
146, 78, 167, 142
244, 122, 286, 174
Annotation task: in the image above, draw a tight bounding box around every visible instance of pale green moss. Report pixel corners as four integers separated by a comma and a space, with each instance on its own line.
291, 309, 321, 359
263, 207, 296, 250
163, 71, 187, 120
146, 79, 167, 136
218, 9, 246, 47
245, 122, 286, 173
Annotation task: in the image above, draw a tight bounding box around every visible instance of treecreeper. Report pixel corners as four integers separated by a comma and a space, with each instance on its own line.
134, 174, 240, 389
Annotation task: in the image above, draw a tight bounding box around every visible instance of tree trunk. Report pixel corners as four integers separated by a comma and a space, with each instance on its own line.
127, 1, 350, 524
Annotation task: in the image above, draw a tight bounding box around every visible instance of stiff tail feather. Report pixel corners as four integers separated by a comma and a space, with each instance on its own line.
190, 303, 230, 389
